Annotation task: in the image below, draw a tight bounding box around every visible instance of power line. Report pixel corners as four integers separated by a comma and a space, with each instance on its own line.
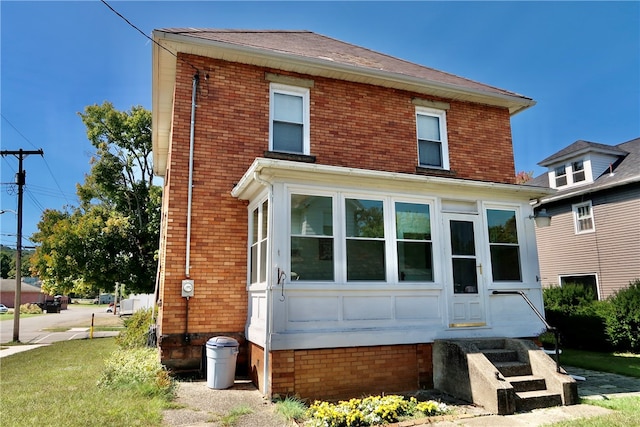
99, 0, 199, 73
1, 114, 72, 205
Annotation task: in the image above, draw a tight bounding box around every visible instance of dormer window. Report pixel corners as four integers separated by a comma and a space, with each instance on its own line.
554, 165, 567, 187
572, 160, 585, 183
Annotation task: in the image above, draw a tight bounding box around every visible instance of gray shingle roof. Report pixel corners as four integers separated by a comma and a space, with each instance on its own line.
538, 140, 629, 166
529, 137, 640, 200
156, 28, 530, 101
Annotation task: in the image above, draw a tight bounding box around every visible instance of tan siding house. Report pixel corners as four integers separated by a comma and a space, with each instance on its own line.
531, 138, 640, 299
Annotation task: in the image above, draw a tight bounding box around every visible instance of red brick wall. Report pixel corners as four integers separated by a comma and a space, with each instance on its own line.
262, 344, 433, 400
158, 52, 516, 368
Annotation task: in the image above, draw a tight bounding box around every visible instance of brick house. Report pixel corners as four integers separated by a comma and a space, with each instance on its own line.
152, 29, 554, 400
530, 137, 640, 299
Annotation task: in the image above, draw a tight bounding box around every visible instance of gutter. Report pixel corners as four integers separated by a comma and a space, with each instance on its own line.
535, 175, 640, 206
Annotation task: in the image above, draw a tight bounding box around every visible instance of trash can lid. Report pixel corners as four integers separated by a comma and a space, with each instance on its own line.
206, 336, 239, 348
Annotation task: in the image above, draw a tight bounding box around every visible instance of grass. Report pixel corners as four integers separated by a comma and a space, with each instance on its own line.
0, 337, 168, 427
550, 396, 640, 426
218, 404, 253, 426
560, 349, 640, 378
274, 396, 307, 422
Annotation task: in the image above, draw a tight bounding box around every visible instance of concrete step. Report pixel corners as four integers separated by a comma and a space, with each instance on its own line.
516, 390, 562, 411
507, 375, 547, 392
494, 361, 532, 377
472, 338, 507, 350
482, 348, 518, 363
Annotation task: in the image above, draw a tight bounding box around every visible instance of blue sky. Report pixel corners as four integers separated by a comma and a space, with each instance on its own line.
1, 0, 639, 247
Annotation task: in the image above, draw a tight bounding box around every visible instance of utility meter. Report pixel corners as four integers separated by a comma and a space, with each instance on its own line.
181, 279, 194, 297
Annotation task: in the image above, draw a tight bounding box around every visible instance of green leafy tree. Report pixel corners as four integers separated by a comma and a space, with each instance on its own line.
30, 102, 160, 295
1, 251, 12, 278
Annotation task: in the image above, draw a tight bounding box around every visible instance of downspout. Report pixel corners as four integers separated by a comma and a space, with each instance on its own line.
185, 72, 199, 278
254, 171, 273, 396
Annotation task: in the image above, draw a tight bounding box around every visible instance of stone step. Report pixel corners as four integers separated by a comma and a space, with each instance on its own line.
507, 375, 547, 392
516, 390, 563, 412
472, 338, 507, 350
494, 361, 532, 377
482, 348, 518, 363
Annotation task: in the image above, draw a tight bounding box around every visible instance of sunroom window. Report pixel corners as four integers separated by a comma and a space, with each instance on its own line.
487, 209, 522, 282
250, 200, 269, 284
290, 195, 334, 281
396, 202, 433, 281
346, 198, 386, 281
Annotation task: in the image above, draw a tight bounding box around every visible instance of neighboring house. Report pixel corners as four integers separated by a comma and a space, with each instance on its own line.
0, 278, 43, 307
529, 138, 640, 300
152, 29, 553, 400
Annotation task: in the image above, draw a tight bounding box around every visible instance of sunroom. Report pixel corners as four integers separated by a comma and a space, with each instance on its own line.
232, 158, 553, 354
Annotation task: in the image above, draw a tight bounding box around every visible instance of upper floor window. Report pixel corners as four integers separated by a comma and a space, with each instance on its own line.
486, 208, 522, 282
270, 83, 310, 155
554, 165, 567, 187
572, 160, 585, 183
416, 107, 449, 169
573, 201, 594, 234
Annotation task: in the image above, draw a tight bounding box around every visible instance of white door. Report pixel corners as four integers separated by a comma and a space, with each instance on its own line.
444, 213, 486, 328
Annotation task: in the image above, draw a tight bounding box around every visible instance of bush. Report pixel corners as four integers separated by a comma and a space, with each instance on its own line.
603, 279, 640, 352
115, 307, 155, 349
20, 303, 42, 314
543, 284, 610, 350
98, 347, 175, 399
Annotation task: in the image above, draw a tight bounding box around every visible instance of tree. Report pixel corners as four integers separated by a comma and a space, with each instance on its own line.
30, 102, 160, 295
515, 170, 534, 184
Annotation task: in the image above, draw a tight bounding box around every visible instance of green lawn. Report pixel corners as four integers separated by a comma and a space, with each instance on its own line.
550, 396, 640, 427
561, 348, 640, 378
0, 338, 167, 426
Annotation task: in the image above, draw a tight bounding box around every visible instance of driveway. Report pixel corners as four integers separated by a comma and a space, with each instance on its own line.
0, 304, 122, 345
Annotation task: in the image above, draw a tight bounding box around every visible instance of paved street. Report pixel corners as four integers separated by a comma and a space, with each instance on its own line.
0, 304, 121, 345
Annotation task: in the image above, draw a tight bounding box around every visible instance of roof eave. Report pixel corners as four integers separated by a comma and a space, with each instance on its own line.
232, 157, 555, 201
537, 175, 640, 205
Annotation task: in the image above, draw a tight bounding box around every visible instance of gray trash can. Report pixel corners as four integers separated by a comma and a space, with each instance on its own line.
205, 336, 239, 389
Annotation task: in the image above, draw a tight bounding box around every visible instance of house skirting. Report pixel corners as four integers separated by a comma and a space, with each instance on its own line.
250, 342, 433, 400
159, 332, 248, 375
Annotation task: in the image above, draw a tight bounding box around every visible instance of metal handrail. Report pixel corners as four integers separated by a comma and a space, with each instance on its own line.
492, 290, 562, 373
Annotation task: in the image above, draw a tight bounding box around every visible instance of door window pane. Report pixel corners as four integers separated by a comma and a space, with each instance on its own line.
452, 258, 478, 294
450, 220, 475, 255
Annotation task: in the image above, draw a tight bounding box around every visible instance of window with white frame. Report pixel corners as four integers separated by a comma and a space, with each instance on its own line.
250, 200, 269, 284
554, 165, 567, 187
416, 107, 448, 169
560, 274, 599, 300
573, 201, 594, 233
270, 84, 310, 154
396, 202, 433, 281
486, 208, 522, 281
572, 160, 585, 183
346, 198, 386, 281
290, 194, 334, 281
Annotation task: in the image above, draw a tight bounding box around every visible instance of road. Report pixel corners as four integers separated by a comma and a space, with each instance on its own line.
0, 304, 122, 344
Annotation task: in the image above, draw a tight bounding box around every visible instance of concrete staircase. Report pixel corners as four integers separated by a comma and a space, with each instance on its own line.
434, 338, 578, 415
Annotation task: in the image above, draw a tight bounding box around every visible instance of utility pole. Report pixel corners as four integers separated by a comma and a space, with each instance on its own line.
1, 148, 44, 342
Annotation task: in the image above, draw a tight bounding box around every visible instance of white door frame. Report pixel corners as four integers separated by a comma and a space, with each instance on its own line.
443, 212, 487, 328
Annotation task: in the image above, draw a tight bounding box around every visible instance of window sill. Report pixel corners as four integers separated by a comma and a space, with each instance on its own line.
264, 151, 316, 163
415, 166, 457, 178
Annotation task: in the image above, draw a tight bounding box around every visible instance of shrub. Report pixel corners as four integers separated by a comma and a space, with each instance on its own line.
115, 307, 156, 349
98, 347, 175, 399
603, 279, 640, 352
20, 303, 42, 314
543, 284, 596, 313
